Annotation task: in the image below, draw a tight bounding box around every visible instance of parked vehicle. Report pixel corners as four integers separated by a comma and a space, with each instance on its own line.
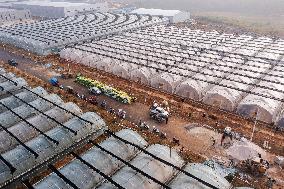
149, 105, 169, 123
7, 59, 18, 66
49, 77, 59, 87
89, 86, 102, 95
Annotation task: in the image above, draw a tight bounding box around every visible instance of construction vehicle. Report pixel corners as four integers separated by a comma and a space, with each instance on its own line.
149, 103, 169, 123
7, 59, 18, 66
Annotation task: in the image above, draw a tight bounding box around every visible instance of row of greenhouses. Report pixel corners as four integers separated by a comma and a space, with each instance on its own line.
34, 129, 245, 189
60, 25, 284, 126
136, 25, 284, 60
0, 12, 167, 55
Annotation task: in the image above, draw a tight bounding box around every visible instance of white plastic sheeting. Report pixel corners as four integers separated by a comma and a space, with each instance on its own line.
130, 63, 166, 85
81, 53, 101, 67
0, 102, 82, 154
0, 86, 47, 114
0, 77, 27, 95
151, 69, 185, 93
0, 72, 15, 83
169, 163, 231, 189
111, 62, 139, 79
213, 35, 253, 53
175, 56, 244, 100
99, 144, 184, 189
276, 109, 284, 129
203, 59, 271, 111
0, 112, 106, 185
0, 68, 5, 74
174, 64, 234, 101
235, 37, 273, 56
237, 68, 284, 123
256, 39, 284, 60
130, 67, 154, 85
34, 129, 147, 189
0, 93, 63, 129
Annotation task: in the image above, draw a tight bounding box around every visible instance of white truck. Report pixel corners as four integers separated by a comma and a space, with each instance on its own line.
149, 103, 169, 123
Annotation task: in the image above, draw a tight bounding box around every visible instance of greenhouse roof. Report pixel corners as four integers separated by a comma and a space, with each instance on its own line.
131, 8, 182, 17
13, 1, 93, 8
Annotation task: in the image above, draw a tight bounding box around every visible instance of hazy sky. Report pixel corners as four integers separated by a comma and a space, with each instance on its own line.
135, 0, 284, 15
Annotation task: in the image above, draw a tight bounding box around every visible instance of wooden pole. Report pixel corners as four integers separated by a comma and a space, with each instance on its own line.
250, 108, 259, 141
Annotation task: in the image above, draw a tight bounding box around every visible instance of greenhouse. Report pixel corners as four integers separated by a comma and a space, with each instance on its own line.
276, 110, 284, 129
0, 112, 106, 184
169, 163, 231, 189
111, 62, 139, 79
130, 66, 156, 85
0, 86, 47, 114
96, 57, 118, 73
213, 35, 253, 53
203, 59, 271, 111
237, 66, 284, 123
235, 37, 274, 56
0, 72, 15, 83
34, 129, 147, 189
98, 144, 184, 189
174, 64, 235, 101
0, 13, 167, 55
0, 77, 27, 96
151, 70, 185, 93
256, 39, 284, 60
33, 127, 235, 189
0, 93, 63, 129
0, 102, 82, 154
